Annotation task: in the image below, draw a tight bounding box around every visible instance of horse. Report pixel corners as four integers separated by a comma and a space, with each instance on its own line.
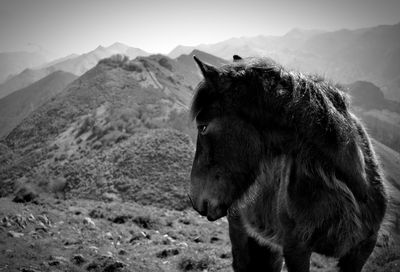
188, 55, 387, 272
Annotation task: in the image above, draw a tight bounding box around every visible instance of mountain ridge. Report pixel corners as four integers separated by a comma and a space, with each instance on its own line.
169, 23, 400, 101
0, 43, 150, 99
0, 70, 77, 139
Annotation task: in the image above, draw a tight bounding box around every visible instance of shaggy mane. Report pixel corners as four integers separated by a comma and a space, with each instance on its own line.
191, 57, 353, 148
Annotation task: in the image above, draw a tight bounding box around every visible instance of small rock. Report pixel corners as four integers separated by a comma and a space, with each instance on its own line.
83, 217, 96, 228
103, 192, 120, 202
88, 245, 99, 252
105, 232, 113, 240
118, 249, 127, 255
128, 233, 143, 244
37, 215, 51, 226
13, 214, 27, 228
210, 236, 220, 243
48, 255, 68, 266
48, 260, 60, 266
8, 230, 24, 238
193, 236, 203, 243
71, 254, 86, 265
2, 217, 11, 227
35, 222, 48, 232
141, 231, 151, 239
63, 237, 81, 245
177, 242, 188, 248
27, 214, 35, 222
105, 251, 113, 257
156, 248, 180, 258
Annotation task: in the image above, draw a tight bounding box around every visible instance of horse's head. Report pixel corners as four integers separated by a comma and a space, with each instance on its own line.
189, 56, 273, 221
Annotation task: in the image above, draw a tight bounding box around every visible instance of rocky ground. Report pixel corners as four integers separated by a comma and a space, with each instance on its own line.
0, 196, 232, 272
1, 194, 398, 272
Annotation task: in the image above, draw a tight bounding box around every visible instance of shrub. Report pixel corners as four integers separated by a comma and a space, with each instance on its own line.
99, 54, 129, 68
158, 57, 173, 71
122, 60, 143, 72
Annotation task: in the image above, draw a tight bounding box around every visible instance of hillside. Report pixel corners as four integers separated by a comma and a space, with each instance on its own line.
0, 67, 54, 99
0, 51, 48, 84
0, 71, 77, 139
0, 54, 196, 210
347, 81, 400, 153
0, 50, 228, 208
0, 43, 150, 100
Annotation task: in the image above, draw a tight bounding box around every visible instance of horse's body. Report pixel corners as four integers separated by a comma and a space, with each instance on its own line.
189, 56, 387, 272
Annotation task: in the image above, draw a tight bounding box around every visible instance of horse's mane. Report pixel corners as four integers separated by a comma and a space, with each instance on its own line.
191, 57, 354, 149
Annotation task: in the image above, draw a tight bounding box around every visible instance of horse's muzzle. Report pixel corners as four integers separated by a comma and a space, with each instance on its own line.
188, 194, 227, 221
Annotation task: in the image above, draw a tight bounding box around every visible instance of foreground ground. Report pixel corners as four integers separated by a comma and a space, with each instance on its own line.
0, 196, 398, 272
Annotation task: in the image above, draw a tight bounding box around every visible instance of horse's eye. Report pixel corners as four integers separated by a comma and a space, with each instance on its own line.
197, 124, 208, 135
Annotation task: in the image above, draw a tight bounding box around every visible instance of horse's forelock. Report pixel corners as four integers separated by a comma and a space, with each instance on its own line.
190, 59, 281, 121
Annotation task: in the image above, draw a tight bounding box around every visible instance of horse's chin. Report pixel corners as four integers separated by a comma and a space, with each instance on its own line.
205, 205, 228, 222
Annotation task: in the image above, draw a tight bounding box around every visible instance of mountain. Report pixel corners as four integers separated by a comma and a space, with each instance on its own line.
174, 49, 229, 88
170, 23, 400, 101
168, 28, 325, 60
49, 42, 150, 76
0, 53, 196, 209
38, 53, 79, 68
292, 23, 400, 84
0, 71, 77, 139
0, 51, 48, 84
0, 67, 54, 99
0, 43, 150, 99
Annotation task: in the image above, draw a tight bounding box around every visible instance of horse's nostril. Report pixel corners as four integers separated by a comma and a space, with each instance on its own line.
215, 174, 220, 180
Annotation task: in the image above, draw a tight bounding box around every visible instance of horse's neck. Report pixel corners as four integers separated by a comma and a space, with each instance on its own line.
234, 155, 291, 227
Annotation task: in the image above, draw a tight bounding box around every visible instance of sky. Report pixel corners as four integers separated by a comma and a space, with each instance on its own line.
0, 0, 399, 58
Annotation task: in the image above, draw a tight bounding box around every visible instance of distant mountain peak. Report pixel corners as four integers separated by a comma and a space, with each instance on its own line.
107, 42, 130, 51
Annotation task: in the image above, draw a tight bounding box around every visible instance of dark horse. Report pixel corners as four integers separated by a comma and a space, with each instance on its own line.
189, 55, 387, 272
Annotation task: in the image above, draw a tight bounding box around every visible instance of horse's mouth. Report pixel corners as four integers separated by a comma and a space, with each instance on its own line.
205, 207, 227, 221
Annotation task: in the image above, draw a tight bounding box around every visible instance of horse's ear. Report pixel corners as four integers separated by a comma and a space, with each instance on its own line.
233, 55, 242, 62
193, 56, 220, 85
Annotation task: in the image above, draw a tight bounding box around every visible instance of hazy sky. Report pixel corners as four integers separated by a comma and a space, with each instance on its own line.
1, 0, 399, 58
